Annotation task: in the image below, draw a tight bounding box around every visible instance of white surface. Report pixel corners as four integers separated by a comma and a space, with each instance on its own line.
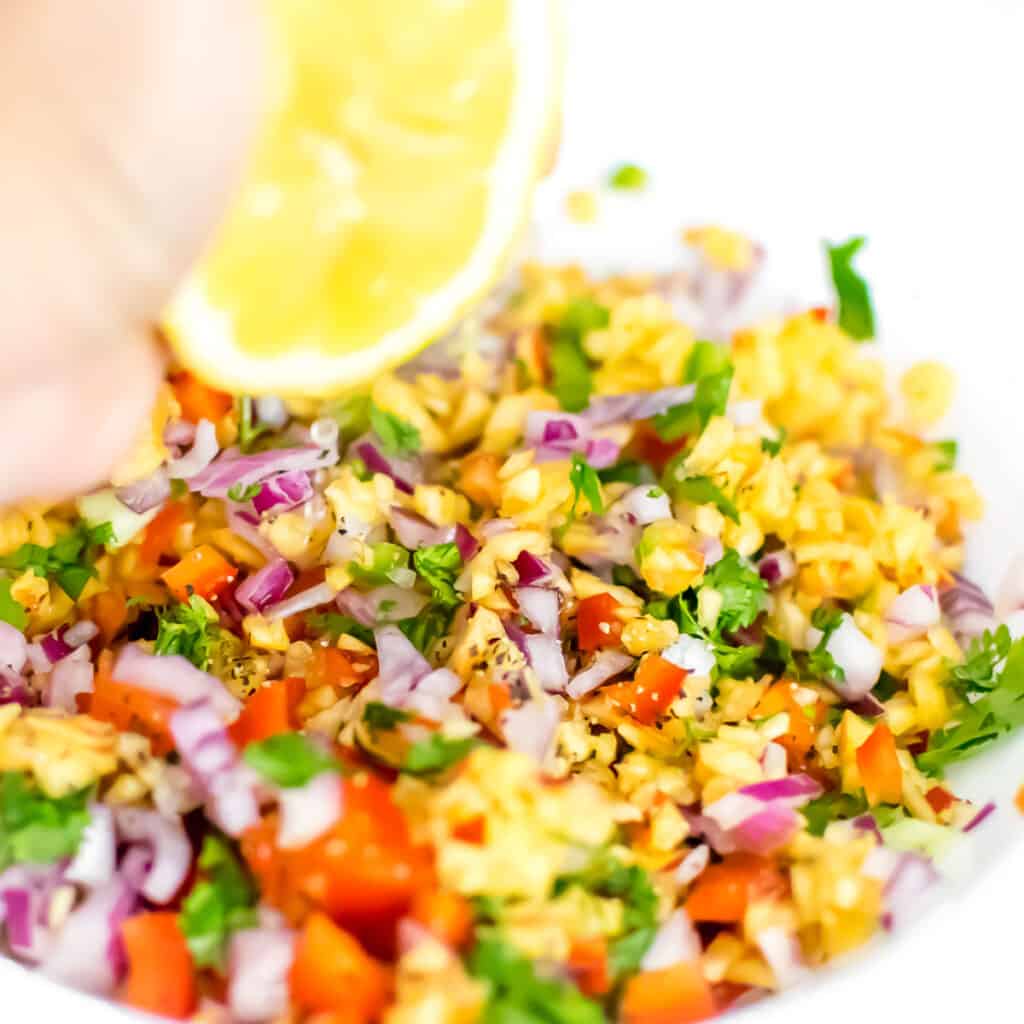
5, 0, 1024, 1020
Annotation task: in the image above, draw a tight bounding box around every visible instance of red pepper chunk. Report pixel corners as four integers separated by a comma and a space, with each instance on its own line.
577, 593, 624, 651
856, 722, 903, 806
605, 654, 686, 725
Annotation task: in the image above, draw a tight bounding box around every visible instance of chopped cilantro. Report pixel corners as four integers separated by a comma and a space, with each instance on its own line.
243, 732, 341, 788
413, 542, 463, 608
761, 427, 788, 457
398, 602, 455, 655
653, 345, 734, 441
608, 163, 648, 190
807, 606, 846, 685
322, 393, 371, 442
236, 396, 270, 453
682, 340, 731, 383
713, 643, 761, 678
919, 629, 1024, 774
154, 595, 224, 671
306, 612, 375, 648
226, 482, 262, 502
873, 670, 903, 702
469, 935, 604, 1024
801, 790, 869, 837
0, 521, 113, 601
370, 403, 421, 457
348, 542, 411, 587
548, 298, 608, 412
0, 773, 90, 869
402, 734, 477, 775
363, 702, 412, 733
702, 549, 768, 633
569, 453, 605, 518
667, 472, 739, 523
178, 835, 257, 969
826, 236, 875, 341
597, 460, 655, 486
0, 577, 28, 630
932, 439, 958, 473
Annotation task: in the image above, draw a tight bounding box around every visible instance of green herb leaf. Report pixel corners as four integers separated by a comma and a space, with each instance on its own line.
402, 734, 477, 775
413, 542, 463, 608
178, 835, 258, 969
826, 236, 876, 341
236, 396, 270, 453
0, 773, 90, 869
702, 549, 768, 633
951, 625, 1011, 694
0, 578, 28, 630
569, 453, 604, 518
806, 607, 847, 685
683, 341, 731, 383
154, 595, 224, 671
306, 612, 376, 648
469, 936, 604, 1024
548, 299, 608, 412
608, 163, 648, 190
370, 403, 421, 457
227, 482, 262, 502
653, 346, 734, 441
398, 603, 455, 655
0, 522, 113, 601
932, 439, 958, 473
668, 473, 739, 523
363, 702, 412, 733
761, 427, 788, 457
243, 733, 341, 788
323, 394, 372, 442
348, 542, 411, 587
801, 790, 869, 837
597, 460, 655, 486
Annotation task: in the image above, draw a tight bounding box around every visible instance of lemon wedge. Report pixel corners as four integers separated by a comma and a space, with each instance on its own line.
165, 0, 561, 397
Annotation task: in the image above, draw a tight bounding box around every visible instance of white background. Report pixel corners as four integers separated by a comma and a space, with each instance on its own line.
3, 1, 1024, 1021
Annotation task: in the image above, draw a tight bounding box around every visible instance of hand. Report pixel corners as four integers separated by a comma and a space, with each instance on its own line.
0, 0, 263, 505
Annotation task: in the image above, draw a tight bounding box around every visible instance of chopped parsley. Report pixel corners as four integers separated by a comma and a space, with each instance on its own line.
801, 790, 869, 837
348, 542, 411, 587
362, 702, 412, 733
154, 595, 224, 671
826, 236, 875, 341
608, 163, 648, 190
402, 734, 477, 775
178, 835, 258, 969
0, 521, 113, 600
0, 577, 28, 630
548, 298, 608, 412
306, 612, 375, 648
243, 732, 341, 788
226, 482, 262, 502
469, 935, 604, 1024
412, 542, 463, 608
653, 343, 734, 441
0, 773, 90, 869
702, 549, 768, 633
666, 471, 739, 523
369, 403, 421, 457
919, 628, 1024, 774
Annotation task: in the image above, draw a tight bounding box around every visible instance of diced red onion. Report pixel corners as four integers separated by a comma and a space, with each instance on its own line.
170, 700, 258, 837
454, 523, 479, 562
641, 909, 701, 971
739, 774, 822, 807
114, 807, 191, 904
758, 550, 795, 586
236, 559, 296, 614
997, 552, 1024, 617
65, 620, 98, 648
66, 804, 116, 888
114, 643, 240, 718
513, 550, 551, 585
0, 865, 61, 962
189, 444, 338, 499
164, 420, 196, 447
885, 584, 940, 640
879, 851, 940, 930
252, 471, 314, 515
581, 386, 697, 427
226, 503, 279, 560
115, 468, 171, 514
389, 507, 455, 549
964, 800, 996, 832
354, 440, 417, 495
500, 696, 563, 764
40, 629, 73, 664
525, 411, 586, 449
516, 587, 560, 636
852, 814, 884, 843
585, 437, 621, 469
940, 573, 995, 641
375, 626, 433, 706
263, 581, 337, 622
613, 486, 672, 527
228, 927, 296, 1022
0, 621, 27, 674
481, 518, 517, 539
363, 585, 429, 624
403, 668, 462, 722
675, 844, 710, 886
760, 741, 787, 778
336, 587, 378, 627
566, 650, 634, 699
254, 396, 289, 430
25, 642, 51, 675
277, 772, 344, 849
704, 791, 802, 854
848, 693, 885, 717
0, 671, 32, 706
48, 656, 94, 712
167, 418, 219, 480
754, 927, 810, 990
661, 635, 715, 677
807, 614, 882, 700
521, 632, 568, 693
727, 400, 763, 428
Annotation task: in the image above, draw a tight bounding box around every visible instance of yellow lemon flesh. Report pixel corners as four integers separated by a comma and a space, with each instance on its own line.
166, 0, 561, 397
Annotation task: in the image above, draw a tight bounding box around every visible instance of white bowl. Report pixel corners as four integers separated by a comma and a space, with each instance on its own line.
4, 0, 1023, 1020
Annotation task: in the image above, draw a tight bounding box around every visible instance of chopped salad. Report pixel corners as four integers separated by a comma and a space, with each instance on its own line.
0, 229, 1020, 1023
